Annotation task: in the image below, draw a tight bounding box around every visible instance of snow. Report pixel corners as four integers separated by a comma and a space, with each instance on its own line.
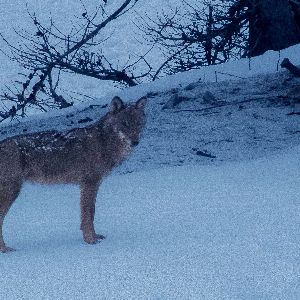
1, 146, 299, 299
0, 1, 300, 299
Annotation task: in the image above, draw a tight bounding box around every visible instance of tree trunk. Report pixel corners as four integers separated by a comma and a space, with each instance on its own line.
249, 0, 300, 56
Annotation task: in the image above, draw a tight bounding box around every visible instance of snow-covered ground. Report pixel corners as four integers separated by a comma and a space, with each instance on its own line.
0, 1, 300, 299
0, 67, 299, 299
1, 146, 299, 299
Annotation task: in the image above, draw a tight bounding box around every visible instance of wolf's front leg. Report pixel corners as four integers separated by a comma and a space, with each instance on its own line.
0, 216, 16, 253
0, 179, 22, 253
80, 180, 105, 244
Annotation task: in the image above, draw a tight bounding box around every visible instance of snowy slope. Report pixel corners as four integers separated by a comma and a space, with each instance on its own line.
0, 146, 299, 299
0, 66, 299, 174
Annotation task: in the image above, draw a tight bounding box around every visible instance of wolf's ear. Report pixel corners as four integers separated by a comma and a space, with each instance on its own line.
109, 96, 124, 113
135, 97, 147, 110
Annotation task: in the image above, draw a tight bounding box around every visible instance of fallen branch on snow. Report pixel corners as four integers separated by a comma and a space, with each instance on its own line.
281, 58, 300, 77
172, 97, 273, 113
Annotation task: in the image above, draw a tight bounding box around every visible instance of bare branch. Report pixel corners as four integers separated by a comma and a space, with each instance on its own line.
0, 0, 143, 121
281, 58, 300, 77
140, 0, 250, 75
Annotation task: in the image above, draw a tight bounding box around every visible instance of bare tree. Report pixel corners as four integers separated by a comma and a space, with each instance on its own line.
142, 0, 300, 78
0, 0, 151, 121
248, 0, 300, 56
141, 0, 249, 78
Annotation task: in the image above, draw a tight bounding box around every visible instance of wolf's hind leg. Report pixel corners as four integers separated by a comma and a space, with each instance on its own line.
0, 180, 22, 253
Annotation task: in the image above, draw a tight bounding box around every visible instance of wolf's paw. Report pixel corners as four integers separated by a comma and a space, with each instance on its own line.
84, 233, 105, 245
0, 245, 16, 253
94, 233, 106, 241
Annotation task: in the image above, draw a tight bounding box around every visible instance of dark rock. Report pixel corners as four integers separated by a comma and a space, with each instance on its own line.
78, 117, 93, 124
195, 149, 216, 158
203, 91, 217, 104
162, 94, 189, 109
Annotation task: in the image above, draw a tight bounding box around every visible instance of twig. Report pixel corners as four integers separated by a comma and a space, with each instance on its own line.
215, 71, 246, 79
172, 97, 271, 113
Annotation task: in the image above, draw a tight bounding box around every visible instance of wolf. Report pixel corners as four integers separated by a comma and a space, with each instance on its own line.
0, 96, 147, 253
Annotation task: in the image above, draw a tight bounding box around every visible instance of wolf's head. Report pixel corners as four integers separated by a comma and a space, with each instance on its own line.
104, 96, 147, 147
